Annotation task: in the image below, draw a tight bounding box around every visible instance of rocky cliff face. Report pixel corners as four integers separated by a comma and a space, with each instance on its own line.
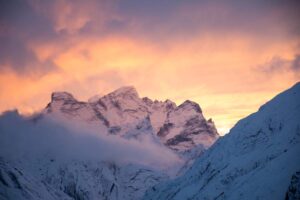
44, 86, 219, 158
285, 171, 300, 200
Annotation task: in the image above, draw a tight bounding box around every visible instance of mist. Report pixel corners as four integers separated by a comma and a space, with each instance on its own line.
0, 110, 182, 170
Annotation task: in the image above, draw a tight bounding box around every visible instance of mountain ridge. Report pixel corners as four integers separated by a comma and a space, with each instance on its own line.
2, 84, 298, 200
44, 86, 219, 158
143, 82, 300, 200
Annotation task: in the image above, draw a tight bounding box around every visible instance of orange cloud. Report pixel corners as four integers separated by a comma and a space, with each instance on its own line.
1, 0, 299, 135
1, 32, 298, 135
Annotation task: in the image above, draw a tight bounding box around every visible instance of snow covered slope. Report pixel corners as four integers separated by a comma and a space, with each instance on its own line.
0, 158, 169, 200
0, 86, 218, 200
44, 86, 219, 158
0, 111, 179, 200
143, 82, 300, 200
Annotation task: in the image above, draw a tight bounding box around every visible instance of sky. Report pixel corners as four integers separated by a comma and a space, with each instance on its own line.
0, 0, 299, 135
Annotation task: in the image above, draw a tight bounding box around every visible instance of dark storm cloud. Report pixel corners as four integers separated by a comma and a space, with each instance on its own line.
0, 0, 55, 38
0, 0, 299, 75
0, 0, 58, 75
116, 0, 300, 39
0, 0, 124, 75
0, 36, 57, 74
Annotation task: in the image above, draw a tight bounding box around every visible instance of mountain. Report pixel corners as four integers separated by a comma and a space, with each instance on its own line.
143, 83, 300, 200
3, 83, 298, 200
0, 110, 175, 200
43, 86, 219, 158
0, 86, 218, 200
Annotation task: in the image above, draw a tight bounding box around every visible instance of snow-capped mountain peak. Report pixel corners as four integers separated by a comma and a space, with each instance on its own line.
51, 91, 77, 102
177, 100, 202, 113
43, 86, 219, 159
107, 86, 139, 99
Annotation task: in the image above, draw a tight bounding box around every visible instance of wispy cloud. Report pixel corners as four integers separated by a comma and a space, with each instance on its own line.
259, 54, 300, 77
0, 110, 182, 169
291, 54, 300, 72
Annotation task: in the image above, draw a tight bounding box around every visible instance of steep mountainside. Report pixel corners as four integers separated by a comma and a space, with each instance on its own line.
143, 83, 300, 200
0, 157, 168, 200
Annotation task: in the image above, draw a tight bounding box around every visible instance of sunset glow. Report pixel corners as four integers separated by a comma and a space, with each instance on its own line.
0, 0, 299, 135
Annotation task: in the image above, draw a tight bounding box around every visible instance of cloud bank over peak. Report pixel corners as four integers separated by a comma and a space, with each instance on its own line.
0, 110, 182, 170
